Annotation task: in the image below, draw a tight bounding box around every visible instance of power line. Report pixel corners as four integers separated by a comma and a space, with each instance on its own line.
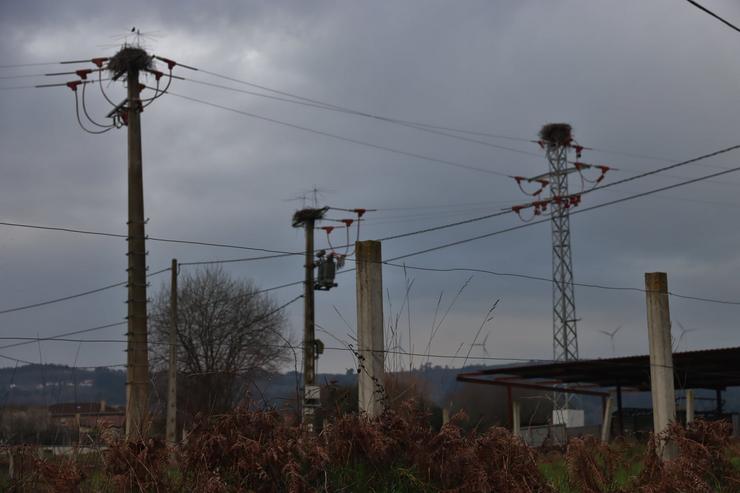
0, 321, 127, 351
384, 163, 740, 261
0, 267, 171, 316
0, 294, 304, 355
383, 263, 740, 306
684, 0, 740, 34
179, 252, 297, 266
582, 143, 740, 197
0, 220, 298, 254
179, 77, 542, 159
161, 90, 516, 178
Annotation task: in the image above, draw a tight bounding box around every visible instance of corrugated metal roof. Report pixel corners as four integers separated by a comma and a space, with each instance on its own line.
457, 346, 740, 390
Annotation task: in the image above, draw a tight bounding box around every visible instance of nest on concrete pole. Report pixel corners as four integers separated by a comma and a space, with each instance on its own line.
107, 46, 152, 81
539, 123, 573, 146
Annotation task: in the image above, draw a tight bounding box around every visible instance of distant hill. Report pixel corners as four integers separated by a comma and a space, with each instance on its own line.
0, 364, 736, 420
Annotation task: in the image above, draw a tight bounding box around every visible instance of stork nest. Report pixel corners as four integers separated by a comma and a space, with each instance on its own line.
292, 208, 328, 227
107, 46, 152, 81
539, 123, 573, 146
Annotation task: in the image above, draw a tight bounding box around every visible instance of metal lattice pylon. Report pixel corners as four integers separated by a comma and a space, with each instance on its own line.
546, 143, 579, 362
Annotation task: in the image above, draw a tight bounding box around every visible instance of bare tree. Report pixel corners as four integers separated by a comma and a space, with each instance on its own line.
149, 267, 292, 420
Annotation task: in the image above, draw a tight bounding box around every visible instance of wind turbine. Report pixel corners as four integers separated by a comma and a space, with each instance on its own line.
673, 321, 699, 352
597, 325, 623, 356
470, 331, 491, 358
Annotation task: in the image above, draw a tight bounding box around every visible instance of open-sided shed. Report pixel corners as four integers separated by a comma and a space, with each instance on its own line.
457, 346, 740, 433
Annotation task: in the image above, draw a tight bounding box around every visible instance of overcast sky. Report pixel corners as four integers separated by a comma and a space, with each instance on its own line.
1, 0, 739, 375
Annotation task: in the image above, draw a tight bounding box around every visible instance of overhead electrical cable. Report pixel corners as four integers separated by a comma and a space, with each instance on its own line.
180, 77, 542, 158
384, 163, 740, 261
383, 263, 740, 306
0, 220, 299, 255
0, 267, 170, 316
684, 0, 740, 33
160, 89, 515, 177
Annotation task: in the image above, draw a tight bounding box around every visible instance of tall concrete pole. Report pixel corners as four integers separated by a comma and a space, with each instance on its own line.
292, 208, 327, 430
303, 216, 317, 427
356, 240, 385, 417
166, 259, 178, 445
645, 272, 677, 460
125, 59, 149, 441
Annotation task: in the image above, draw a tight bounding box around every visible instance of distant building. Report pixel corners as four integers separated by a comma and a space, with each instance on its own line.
49, 400, 125, 432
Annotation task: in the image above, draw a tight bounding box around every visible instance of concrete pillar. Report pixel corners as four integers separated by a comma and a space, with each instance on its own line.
601, 396, 614, 443
685, 390, 695, 424
512, 400, 521, 436
356, 241, 385, 417
645, 272, 677, 460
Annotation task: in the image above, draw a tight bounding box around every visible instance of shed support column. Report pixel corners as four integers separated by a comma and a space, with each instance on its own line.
616, 382, 625, 436
506, 385, 513, 429
512, 400, 521, 437
685, 390, 695, 424
716, 389, 723, 415
601, 396, 614, 443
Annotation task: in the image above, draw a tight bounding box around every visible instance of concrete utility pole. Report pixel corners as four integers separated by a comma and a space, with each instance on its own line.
120, 48, 150, 441
292, 207, 327, 429
166, 259, 178, 445
355, 240, 385, 417
645, 272, 677, 460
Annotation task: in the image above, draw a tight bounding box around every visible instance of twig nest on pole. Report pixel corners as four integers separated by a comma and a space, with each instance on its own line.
292, 207, 328, 227
108, 47, 152, 81
539, 123, 572, 146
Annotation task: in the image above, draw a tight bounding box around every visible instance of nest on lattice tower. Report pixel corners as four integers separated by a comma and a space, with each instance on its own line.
539, 123, 573, 146
107, 46, 153, 81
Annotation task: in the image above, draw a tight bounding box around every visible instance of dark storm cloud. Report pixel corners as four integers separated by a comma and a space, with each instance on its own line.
1, 0, 739, 372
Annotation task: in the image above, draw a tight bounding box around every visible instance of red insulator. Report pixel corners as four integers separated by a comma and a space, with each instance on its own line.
512, 205, 525, 214
138, 83, 146, 93
66, 80, 82, 92
536, 179, 549, 186
513, 176, 525, 183
341, 219, 354, 227
353, 208, 366, 217
150, 70, 164, 81
596, 165, 610, 172
159, 57, 177, 70
321, 226, 335, 234
537, 140, 545, 149
75, 69, 93, 80
91, 57, 108, 68
573, 145, 584, 158
574, 161, 588, 170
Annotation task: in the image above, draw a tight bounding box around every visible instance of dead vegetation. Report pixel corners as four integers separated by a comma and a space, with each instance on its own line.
2, 408, 738, 492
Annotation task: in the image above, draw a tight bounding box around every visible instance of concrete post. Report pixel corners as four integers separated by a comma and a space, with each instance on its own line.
601, 396, 614, 443
685, 389, 695, 424
442, 407, 450, 425
512, 400, 521, 437
645, 272, 677, 460
166, 259, 178, 446
356, 240, 385, 417
124, 57, 149, 442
